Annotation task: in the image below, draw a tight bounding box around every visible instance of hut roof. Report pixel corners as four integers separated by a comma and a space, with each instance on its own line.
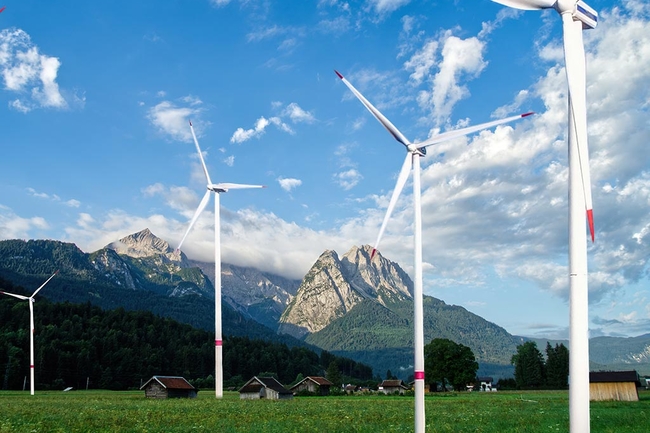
380, 380, 408, 388
289, 376, 333, 391
590, 371, 640, 385
140, 376, 195, 390
239, 376, 292, 395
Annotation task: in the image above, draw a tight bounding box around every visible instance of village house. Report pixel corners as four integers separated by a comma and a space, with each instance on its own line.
140, 376, 198, 399
238, 376, 293, 400
290, 376, 333, 396
477, 377, 495, 392
378, 379, 409, 395
589, 370, 641, 402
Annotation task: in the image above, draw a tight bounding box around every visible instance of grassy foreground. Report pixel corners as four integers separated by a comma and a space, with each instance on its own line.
0, 390, 647, 432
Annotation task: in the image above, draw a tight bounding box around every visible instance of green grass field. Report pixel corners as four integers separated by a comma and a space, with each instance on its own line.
0, 390, 647, 432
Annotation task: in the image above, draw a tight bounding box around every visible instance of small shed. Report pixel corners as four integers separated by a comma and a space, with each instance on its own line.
477, 377, 494, 392
290, 376, 333, 396
378, 379, 409, 395
140, 376, 198, 399
589, 370, 641, 402
239, 376, 293, 400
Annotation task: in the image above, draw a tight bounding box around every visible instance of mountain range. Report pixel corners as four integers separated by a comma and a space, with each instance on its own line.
0, 228, 648, 378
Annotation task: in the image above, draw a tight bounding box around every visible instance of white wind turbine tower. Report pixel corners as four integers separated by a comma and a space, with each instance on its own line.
491, 1, 597, 431
176, 121, 265, 399
336, 70, 532, 433
0, 270, 58, 395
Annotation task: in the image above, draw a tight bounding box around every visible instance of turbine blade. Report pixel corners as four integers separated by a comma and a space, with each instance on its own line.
491, 0, 554, 10
563, 16, 594, 242
212, 183, 267, 192
189, 121, 213, 186
31, 270, 59, 298
371, 153, 413, 259
0, 291, 29, 301
177, 190, 212, 252
417, 112, 534, 149
335, 70, 411, 147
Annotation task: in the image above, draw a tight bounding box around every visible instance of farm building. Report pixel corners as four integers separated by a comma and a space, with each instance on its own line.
589, 370, 641, 402
477, 377, 495, 392
239, 376, 293, 400
140, 376, 198, 399
290, 376, 333, 396
378, 380, 409, 395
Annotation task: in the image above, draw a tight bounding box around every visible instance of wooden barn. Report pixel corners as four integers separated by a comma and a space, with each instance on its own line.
140, 376, 198, 399
589, 370, 641, 402
290, 376, 333, 396
238, 376, 293, 400
378, 380, 409, 395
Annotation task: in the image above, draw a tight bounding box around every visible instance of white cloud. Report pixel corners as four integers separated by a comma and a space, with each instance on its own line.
413, 31, 488, 127
404, 40, 438, 84
283, 102, 315, 123
26, 188, 80, 208
147, 98, 204, 142
334, 169, 363, 190
0, 28, 67, 112
0, 206, 49, 239
278, 177, 302, 192
210, 0, 231, 7
366, 0, 411, 15
223, 155, 235, 167
230, 102, 313, 143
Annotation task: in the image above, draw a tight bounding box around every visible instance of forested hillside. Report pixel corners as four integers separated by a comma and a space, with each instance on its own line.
0, 278, 373, 391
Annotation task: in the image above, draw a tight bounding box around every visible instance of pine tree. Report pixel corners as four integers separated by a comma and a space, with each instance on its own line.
545, 342, 569, 389
511, 341, 545, 389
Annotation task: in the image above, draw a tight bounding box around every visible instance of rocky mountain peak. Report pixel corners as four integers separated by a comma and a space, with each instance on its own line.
106, 228, 180, 260
278, 245, 413, 340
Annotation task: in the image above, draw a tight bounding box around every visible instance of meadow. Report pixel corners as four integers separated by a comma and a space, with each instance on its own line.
0, 390, 647, 432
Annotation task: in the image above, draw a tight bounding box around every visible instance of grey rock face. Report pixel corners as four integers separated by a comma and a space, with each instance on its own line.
278, 245, 413, 339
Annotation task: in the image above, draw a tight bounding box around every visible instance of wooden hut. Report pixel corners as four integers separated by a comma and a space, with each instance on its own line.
290, 376, 333, 396
140, 376, 198, 399
589, 370, 641, 402
378, 379, 409, 395
238, 376, 293, 400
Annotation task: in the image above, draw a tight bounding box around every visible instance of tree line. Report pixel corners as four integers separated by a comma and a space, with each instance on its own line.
0, 284, 373, 391
509, 341, 569, 389
424, 338, 570, 392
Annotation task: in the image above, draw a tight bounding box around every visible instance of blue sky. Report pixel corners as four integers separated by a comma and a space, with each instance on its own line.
1, 0, 648, 339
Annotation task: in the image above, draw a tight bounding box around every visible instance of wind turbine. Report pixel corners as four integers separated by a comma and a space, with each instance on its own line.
491, 1, 597, 431
176, 121, 265, 399
0, 270, 58, 395
336, 70, 532, 433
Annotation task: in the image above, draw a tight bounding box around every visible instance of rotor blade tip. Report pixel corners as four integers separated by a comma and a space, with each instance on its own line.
522, 112, 535, 118
189, 120, 193, 126
587, 209, 595, 242
370, 249, 377, 260
334, 70, 343, 79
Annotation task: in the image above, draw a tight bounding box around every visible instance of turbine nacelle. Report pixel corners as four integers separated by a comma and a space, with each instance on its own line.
407, 144, 427, 156
492, 1, 597, 29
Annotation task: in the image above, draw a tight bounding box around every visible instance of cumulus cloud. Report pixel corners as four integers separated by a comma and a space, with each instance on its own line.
230, 102, 314, 144
147, 98, 204, 142
0, 28, 67, 112
0, 205, 49, 239
278, 177, 302, 192
408, 31, 488, 127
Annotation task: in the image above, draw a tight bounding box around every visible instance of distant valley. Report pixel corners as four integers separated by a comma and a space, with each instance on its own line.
1, 228, 648, 378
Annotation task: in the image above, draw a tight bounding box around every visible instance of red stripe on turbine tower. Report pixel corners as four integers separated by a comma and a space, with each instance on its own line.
215, 340, 222, 346
414, 371, 425, 380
